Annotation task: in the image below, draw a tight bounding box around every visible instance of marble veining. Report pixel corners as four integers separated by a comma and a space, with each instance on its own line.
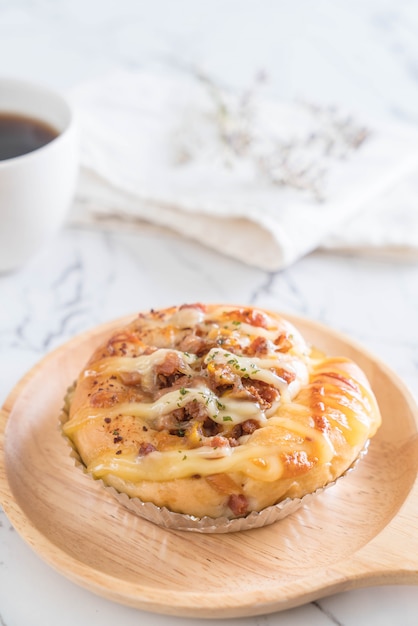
1, 1, 418, 625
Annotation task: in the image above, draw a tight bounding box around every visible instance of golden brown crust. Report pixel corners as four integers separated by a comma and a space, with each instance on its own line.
62, 304, 381, 519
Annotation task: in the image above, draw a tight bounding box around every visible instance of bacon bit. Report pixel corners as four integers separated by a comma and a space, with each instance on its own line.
247, 310, 268, 328
184, 399, 208, 421
155, 352, 186, 388
311, 386, 326, 414
228, 493, 248, 516
157, 372, 183, 391
156, 309, 169, 319
157, 352, 183, 377
312, 383, 325, 396
206, 361, 241, 391
244, 335, 269, 356
154, 376, 193, 401
314, 415, 331, 432
154, 397, 208, 433
281, 450, 314, 476
273, 367, 296, 384
226, 308, 268, 328
226, 419, 258, 441
138, 442, 156, 456
90, 390, 120, 408
179, 302, 206, 312
241, 419, 259, 435
274, 332, 293, 352
171, 407, 186, 422
229, 424, 243, 440
241, 379, 279, 409
202, 417, 221, 437
210, 435, 230, 448
177, 331, 206, 355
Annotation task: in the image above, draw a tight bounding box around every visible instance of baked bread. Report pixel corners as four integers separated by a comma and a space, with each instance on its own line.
62, 303, 381, 520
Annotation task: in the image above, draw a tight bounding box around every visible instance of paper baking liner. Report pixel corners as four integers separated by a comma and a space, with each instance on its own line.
60, 407, 369, 533
107, 443, 369, 533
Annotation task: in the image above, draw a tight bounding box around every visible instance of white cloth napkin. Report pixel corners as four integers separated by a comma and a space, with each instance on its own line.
321, 171, 418, 258
70, 69, 418, 270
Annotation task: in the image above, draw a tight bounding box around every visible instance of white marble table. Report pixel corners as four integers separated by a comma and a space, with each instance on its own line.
1, 2, 418, 625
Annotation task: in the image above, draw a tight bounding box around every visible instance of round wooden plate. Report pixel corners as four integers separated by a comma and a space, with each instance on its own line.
1, 313, 418, 618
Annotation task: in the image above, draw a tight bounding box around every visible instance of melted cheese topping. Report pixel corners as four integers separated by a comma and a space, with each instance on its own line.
88, 444, 286, 483
64, 305, 379, 487
64, 385, 268, 435
84, 350, 198, 393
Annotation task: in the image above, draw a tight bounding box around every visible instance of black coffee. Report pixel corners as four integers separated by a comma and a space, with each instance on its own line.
0, 112, 59, 161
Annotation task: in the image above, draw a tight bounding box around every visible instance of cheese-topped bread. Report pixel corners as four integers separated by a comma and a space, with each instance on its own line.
62, 304, 381, 519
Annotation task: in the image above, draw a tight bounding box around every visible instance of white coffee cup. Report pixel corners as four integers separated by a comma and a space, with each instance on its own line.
0, 78, 78, 272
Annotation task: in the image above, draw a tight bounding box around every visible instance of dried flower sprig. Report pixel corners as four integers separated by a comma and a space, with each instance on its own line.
195, 69, 266, 162
172, 70, 371, 202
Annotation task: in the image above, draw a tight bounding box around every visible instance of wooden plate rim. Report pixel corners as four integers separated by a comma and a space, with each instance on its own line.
1, 311, 418, 618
